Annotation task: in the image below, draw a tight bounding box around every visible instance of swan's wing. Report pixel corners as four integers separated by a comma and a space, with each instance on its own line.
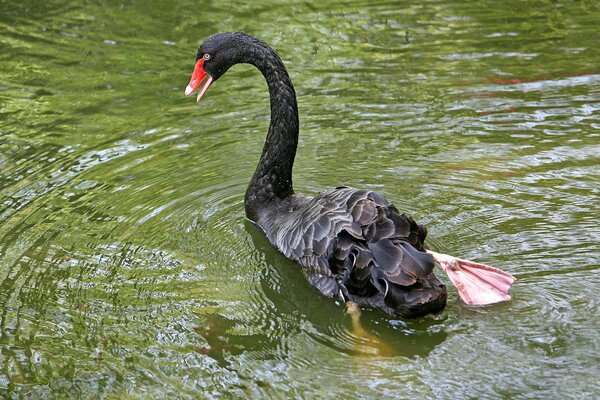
263, 188, 359, 297
261, 187, 441, 312
338, 189, 440, 312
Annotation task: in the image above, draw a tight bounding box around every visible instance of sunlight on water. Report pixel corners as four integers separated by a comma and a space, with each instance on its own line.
1, 0, 599, 398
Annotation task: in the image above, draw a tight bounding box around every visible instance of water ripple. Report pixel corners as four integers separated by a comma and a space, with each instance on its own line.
1, 0, 600, 398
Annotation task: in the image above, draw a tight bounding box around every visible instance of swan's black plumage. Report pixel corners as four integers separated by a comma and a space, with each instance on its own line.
195, 32, 447, 318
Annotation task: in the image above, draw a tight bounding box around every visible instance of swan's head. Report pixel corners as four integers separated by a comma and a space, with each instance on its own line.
185, 32, 258, 102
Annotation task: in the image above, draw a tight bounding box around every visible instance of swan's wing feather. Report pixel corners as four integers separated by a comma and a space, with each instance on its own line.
306, 272, 340, 298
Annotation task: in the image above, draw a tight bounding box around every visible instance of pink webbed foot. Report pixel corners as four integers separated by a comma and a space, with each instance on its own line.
427, 250, 516, 306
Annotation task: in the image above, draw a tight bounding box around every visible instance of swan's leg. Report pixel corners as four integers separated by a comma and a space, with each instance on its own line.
345, 301, 362, 320
345, 301, 392, 356
426, 250, 516, 306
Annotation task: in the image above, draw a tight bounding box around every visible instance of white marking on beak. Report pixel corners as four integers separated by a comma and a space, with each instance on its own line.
196, 76, 214, 102
185, 84, 194, 96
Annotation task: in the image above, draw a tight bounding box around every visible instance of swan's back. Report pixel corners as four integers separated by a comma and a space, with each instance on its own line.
257, 186, 447, 318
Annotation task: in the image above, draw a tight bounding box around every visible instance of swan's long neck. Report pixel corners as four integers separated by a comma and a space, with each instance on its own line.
244, 41, 299, 220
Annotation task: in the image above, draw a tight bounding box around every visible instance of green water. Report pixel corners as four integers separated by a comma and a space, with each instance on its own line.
1, 0, 599, 398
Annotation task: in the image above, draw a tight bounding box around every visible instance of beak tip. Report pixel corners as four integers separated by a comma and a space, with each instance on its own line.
184, 85, 194, 96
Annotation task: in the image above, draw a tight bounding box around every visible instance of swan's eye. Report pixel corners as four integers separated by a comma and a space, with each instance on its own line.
203, 53, 211, 61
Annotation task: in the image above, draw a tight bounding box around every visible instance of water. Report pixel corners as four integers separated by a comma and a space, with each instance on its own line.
1, 0, 599, 398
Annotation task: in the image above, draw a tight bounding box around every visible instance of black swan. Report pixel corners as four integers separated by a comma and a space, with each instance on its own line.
185, 32, 515, 318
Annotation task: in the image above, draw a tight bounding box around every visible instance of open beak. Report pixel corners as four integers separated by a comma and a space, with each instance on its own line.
184, 58, 214, 102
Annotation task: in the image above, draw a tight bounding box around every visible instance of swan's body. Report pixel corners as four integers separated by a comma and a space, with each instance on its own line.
185, 32, 514, 318
256, 187, 446, 317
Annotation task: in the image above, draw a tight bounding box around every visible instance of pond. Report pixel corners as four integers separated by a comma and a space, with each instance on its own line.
1, 0, 599, 398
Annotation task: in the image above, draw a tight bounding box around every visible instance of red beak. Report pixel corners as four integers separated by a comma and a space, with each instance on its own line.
185, 58, 214, 102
